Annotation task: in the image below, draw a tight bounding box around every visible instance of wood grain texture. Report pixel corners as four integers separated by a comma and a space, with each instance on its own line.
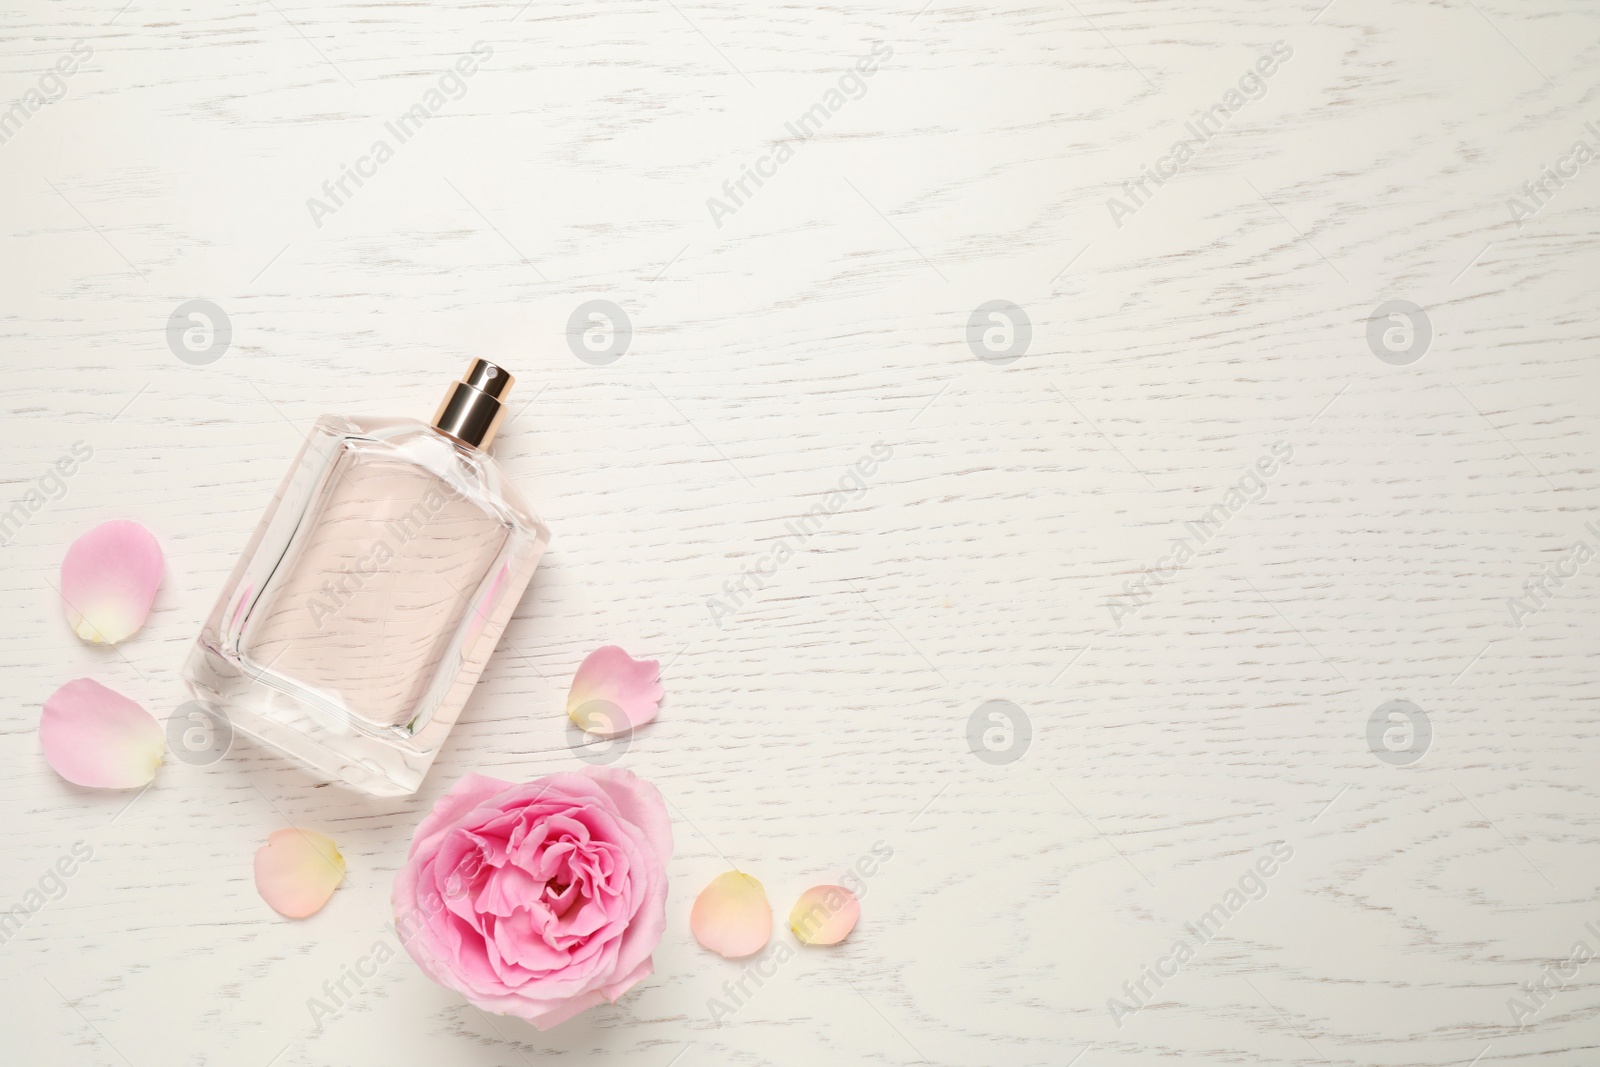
3, 0, 1600, 1064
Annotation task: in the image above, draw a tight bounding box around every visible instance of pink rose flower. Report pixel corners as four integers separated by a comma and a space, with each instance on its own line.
392, 767, 673, 1029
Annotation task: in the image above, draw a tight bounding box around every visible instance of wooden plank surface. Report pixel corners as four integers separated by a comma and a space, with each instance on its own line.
3, 0, 1599, 1064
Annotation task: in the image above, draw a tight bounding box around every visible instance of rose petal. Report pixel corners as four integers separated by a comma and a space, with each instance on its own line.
255, 828, 345, 919
691, 871, 771, 958
517, 989, 609, 1030
392, 767, 674, 1028
60, 520, 163, 644
789, 884, 860, 946
567, 646, 662, 737
599, 955, 654, 1003
39, 678, 163, 788
404, 772, 514, 862
579, 768, 674, 983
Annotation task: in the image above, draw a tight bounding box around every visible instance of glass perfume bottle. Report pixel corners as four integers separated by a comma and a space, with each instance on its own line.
182, 361, 549, 796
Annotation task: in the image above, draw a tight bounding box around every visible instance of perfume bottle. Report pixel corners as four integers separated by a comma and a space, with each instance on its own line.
183, 361, 549, 796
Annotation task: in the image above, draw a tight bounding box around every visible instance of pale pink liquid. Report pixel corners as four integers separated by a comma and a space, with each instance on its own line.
245, 451, 509, 728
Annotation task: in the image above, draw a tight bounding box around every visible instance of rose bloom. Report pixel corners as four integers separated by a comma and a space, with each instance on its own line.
392, 767, 673, 1028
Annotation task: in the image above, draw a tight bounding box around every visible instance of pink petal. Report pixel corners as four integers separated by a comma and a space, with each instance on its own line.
690, 871, 771, 958
404, 772, 514, 862
60, 520, 163, 644
567, 646, 662, 737
40, 678, 163, 788
519, 990, 609, 1030
599, 955, 654, 1003
789, 885, 860, 945
581, 768, 674, 983
255, 828, 345, 919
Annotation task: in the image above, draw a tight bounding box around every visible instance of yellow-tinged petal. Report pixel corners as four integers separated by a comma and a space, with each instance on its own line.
255, 828, 344, 919
39, 678, 163, 789
567, 646, 662, 737
60, 520, 164, 645
789, 884, 860, 945
690, 871, 771, 958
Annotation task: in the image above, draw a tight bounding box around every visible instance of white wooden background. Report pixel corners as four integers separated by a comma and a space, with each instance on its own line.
3, 0, 1599, 1064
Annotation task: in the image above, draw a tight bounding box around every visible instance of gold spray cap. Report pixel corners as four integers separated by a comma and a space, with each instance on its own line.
433, 360, 514, 449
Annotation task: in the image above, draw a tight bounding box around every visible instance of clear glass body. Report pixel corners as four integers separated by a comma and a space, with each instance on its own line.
182, 415, 548, 796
